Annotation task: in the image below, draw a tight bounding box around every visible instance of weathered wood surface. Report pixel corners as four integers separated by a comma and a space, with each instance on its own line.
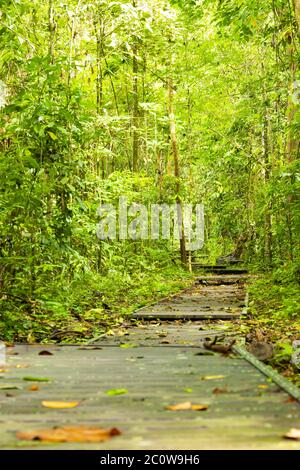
0, 275, 299, 450
133, 276, 246, 320
0, 340, 300, 450
192, 264, 248, 274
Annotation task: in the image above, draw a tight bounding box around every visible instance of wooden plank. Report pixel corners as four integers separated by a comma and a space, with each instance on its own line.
194, 268, 249, 275
133, 311, 240, 320
1, 343, 300, 450
133, 275, 246, 320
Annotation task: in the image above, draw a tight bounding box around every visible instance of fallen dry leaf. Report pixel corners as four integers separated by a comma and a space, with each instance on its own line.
212, 387, 228, 395
165, 401, 208, 411
190, 404, 209, 411
42, 401, 80, 409
38, 350, 53, 356
283, 428, 300, 441
16, 425, 121, 443
284, 397, 297, 404
28, 385, 39, 391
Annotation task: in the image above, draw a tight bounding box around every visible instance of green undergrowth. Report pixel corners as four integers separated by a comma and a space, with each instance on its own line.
0, 266, 192, 344
246, 265, 300, 383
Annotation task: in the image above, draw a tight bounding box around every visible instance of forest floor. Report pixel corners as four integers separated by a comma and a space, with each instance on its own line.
0, 274, 299, 450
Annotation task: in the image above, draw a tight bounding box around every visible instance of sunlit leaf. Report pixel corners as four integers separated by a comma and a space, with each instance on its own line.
105, 388, 128, 396
41, 401, 80, 409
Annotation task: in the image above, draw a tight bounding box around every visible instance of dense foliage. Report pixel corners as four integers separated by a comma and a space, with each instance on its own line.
0, 0, 299, 341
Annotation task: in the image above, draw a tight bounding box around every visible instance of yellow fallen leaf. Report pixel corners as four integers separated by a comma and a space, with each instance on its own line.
191, 404, 209, 411
16, 425, 121, 443
284, 428, 300, 441
200, 375, 225, 381
28, 385, 39, 392
258, 384, 268, 389
165, 401, 208, 411
42, 401, 80, 409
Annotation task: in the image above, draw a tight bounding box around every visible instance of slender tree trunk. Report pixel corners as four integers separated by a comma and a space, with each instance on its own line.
94, 9, 106, 270
132, 43, 139, 171
48, 0, 56, 64
285, 18, 297, 258
293, 0, 300, 35
168, 75, 187, 266
46, 0, 56, 218
67, 1, 82, 103
157, 149, 163, 202
132, 0, 139, 172
261, 58, 272, 267
286, 46, 298, 162
262, 111, 272, 266
95, 16, 104, 115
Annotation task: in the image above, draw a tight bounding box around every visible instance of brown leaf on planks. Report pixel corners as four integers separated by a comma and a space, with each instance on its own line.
284, 397, 297, 404
165, 401, 208, 411
283, 428, 300, 441
41, 401, 80, 409
38, 350, 53, 356
28, 385, 39, 391
212, 387, 229, 395
16, 425, 121, 443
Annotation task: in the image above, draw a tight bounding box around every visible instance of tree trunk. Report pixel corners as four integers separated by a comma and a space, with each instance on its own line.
95, 16, 104, 115
132, 30, 139, 171
168, 75, 187, 266
48, 0, 56, 64
294, 0, 300, 35
262, 70, 272, 267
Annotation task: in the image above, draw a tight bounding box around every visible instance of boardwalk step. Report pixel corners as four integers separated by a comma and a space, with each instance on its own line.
133, 275, 247, 320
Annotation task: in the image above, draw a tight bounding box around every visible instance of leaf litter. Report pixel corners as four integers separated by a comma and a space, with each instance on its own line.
165, 401, 208, 411
16, 425, 121, 443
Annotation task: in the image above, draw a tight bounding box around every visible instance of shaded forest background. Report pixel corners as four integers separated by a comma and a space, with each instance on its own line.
0, 0, 299, 344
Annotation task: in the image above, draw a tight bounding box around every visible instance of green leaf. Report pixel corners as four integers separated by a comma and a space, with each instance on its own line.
0, 384, 22, 390
23, 376, 51, 382
47, 131, 58, 141
120, 343, 138, 349
105, 388, 128, 396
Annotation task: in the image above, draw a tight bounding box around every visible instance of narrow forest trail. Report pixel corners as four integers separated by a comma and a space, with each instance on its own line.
0, 274, 299, 450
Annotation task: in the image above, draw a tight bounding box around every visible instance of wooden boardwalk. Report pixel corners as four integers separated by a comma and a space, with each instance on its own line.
0, 275, 299, 450
133, 274, 248, 320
